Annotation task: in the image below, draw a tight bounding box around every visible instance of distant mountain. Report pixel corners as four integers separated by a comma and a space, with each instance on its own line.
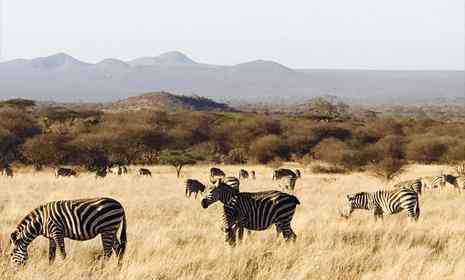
107, 91, 236, 112
0, 51, 463, 105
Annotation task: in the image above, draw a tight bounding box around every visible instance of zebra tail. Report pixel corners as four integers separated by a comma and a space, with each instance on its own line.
118, 213, 127, 263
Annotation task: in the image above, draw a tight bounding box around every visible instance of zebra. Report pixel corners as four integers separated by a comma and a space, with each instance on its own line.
393, 178, 423, 195
201, 181, 300, 246
277, 175, 297, 191
421, 174, 460, 191
238, 169, 249, 180
272, 168, 297, 180
185, 179, 206, 199
1, 165, 13, 177
139, 168, 152, 176
95, 168, 107, 179
250, 170, 256, 180
55, 167, 78, 178
295, 169, 301, 178
10, 197, 127, 265
341, 189, 420, 221
210, 167, 226, 182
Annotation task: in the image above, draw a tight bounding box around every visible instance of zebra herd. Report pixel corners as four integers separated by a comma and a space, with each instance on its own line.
7, 164, 465, 266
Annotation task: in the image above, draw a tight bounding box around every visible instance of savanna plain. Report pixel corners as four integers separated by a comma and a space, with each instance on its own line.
0, 164, 464, 280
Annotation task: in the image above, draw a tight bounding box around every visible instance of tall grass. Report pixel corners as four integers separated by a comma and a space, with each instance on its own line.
0, 164, 464, 279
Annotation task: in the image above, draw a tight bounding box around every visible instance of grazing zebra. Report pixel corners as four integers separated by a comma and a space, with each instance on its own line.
95, 168, 107, 179
201, 181, 300, 246
238, 169, 249, 180
272, 168, 297, 180
295, 169, 301, 178
10, 197, 127, 265
1, 165, 13, 177
139, 168, 152, 176
210, 167, 226, 182
250, 170, 256, 180
55, 167, 78, 178
341, 189, 420, 221
393, 178, 423, 195
185, 179, 206, 199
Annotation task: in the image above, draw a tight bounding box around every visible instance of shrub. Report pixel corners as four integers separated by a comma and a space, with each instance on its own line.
405, 137, 451, 163
312, 138, 349, 165
369, 158, 407, 181
311, 164, 347, 174
250, 135, 289, 164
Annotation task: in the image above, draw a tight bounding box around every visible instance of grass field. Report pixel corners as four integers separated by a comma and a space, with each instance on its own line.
0, 164, 464, 280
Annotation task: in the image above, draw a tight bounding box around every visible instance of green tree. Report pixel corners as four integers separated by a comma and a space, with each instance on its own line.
159, 150, 203, 178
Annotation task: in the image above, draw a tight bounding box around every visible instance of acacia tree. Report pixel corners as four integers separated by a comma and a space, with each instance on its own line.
159, 150, 203, 178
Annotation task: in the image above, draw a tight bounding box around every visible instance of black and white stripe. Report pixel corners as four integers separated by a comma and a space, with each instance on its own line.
185, 179, 206, 199
210, 167, 226, 182
220, 176, 240, 191
393, 178, 423, 195
272, 168, 297, 180
55, 167, 78, 178
421, 174, 460, 191
10, 197, 127, 265
201, 182, 300, 246
342, 189, 420, 221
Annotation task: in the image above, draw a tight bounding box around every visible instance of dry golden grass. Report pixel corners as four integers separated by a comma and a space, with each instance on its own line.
1, 164, 464, 280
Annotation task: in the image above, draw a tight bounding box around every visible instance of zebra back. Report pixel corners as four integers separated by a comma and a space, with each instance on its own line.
393, 178, 422, 195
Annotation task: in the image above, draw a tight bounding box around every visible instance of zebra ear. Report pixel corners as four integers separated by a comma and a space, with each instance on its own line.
346, 195, 350, 200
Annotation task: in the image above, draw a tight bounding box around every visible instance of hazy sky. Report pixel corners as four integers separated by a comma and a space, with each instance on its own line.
0, 0, 464, 69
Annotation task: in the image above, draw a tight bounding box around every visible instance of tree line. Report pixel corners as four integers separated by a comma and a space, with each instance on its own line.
0, 99, 464, 174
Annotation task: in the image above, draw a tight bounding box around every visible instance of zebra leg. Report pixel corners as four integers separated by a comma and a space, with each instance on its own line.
238, 226, 244, 241
101, 231, 116, 259
275, 225, 282, 238
53, 235, 67, 260
48, 239, 57, 264
185, 188, 188, 197
373, 208, 383, 221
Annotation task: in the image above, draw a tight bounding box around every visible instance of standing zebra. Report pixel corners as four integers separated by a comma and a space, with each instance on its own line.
393, 178, 423, 195
10, 197, 127, 265
341, 189, 420, 221
210, 167, 226, 181
139, 168, 152, 176
238, 169, 249, 180
201, 181, 300, 246
272, 168, 297, 180
185, 179, 206, 199
250, 171, 256, 180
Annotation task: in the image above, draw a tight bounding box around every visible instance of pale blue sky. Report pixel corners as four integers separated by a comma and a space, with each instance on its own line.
0, 0, 464, 69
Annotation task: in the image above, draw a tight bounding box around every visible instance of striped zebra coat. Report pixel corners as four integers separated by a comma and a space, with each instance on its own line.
421, 175, 460, 191
201, 182, 300, 246
10, 197, 127, 265
185, 179, 206, 199
342, 189, 420, 221
393, 178, 422, 195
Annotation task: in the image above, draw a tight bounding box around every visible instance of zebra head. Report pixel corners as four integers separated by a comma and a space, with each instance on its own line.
10, 230, 28, 265
341, 192, 371, 218
201, 180, 238, 209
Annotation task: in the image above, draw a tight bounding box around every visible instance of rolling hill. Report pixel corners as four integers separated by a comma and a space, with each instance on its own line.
0, 51, 463, 105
